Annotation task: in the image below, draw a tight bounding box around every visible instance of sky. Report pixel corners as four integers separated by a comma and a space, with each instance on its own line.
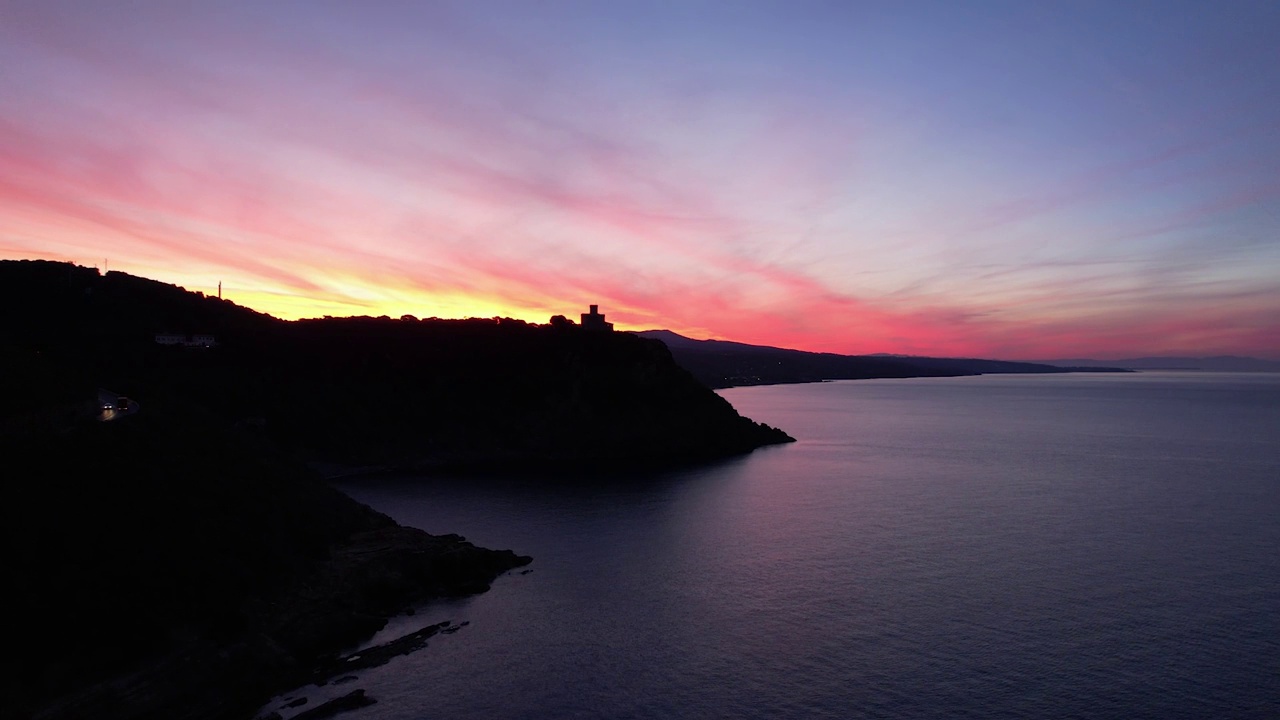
2, 0, 1278, 360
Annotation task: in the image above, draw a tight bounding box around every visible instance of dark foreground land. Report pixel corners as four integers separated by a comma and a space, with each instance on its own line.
0, 260, 793, 719
3, 404, 531, 720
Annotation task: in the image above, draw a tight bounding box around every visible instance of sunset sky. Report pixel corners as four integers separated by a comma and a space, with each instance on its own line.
3, 1, 1278, 359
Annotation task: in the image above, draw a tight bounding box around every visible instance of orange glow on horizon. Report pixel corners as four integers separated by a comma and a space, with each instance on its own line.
2, 3, 1279, 362
5, 244, 1278, 361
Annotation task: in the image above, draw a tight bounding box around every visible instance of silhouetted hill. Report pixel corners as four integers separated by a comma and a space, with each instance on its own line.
635, 330, 1129, 388
0, 260, 791, 469
1039, 356, 1280, 372
1, 259, 277, 348
0, 259, 794, 719
1, 260, 279, 416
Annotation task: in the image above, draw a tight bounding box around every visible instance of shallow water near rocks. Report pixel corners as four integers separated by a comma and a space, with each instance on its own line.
309, 372, 1278, 719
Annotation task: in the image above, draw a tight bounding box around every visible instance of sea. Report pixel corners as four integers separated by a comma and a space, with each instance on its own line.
278, 371, 1280, 719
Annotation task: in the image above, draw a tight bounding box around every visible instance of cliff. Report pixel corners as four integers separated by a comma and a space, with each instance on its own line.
0, 260, 791, 717
260, 317, 793, 469
0, 259, 778, 720
0, 260, 792, 470
2, 404, 530, 720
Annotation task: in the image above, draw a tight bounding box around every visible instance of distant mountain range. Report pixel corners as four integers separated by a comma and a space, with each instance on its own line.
635, 330, 1131, 389
1038, 356, 1280, 372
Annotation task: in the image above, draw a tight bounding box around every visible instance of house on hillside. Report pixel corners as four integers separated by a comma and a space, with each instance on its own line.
155, 332, 186, 345
155, 332, 217, 348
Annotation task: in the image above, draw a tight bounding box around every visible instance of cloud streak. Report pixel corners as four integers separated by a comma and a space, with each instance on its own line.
2, 2, 1278, 359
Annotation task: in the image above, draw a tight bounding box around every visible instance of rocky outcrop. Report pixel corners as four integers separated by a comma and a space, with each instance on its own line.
3, 408, 529, 720
0, 260, 791, 718
27, 526, 527, 720
353, 326, 796, 471
1, 261, 794, 472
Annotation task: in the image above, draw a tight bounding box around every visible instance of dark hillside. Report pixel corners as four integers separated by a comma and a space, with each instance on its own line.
2, 259, 805, 719
1, 260, 276, 349
2, 401, 529, 720
1, 260, 277, 416
256, 317, 792, 467
0, 260, 791, 716
0, 260, 791, 470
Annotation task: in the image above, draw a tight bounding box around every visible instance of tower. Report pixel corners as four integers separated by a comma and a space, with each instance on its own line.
581, 304, 614, 332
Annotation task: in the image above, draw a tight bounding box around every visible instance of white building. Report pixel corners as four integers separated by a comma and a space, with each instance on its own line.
155, 332, 218, 347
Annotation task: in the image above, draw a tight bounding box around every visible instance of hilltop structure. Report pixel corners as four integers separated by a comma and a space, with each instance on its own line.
581, 304, 614, 332
155, 332, 217, 348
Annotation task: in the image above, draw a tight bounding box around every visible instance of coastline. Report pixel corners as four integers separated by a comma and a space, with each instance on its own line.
6, 406, 531, 720
3, 262, 794, 719
29, 521, 531, 720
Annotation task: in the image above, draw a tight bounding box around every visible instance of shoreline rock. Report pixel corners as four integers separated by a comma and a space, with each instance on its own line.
259, 689, 376, 720
6, 407, 530, 720
27, 527, 529, 720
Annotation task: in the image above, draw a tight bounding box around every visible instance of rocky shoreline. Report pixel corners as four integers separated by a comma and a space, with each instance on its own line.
3, 261, 794, 720
5, 404, 531, 720
27, 523, 529, 720
255, 619, 471, 720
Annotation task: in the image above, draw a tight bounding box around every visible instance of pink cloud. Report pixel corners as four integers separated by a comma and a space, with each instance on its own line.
3, 4, 1278, 361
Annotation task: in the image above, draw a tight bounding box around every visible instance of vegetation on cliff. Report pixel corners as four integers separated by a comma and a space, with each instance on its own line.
1, 260, 792, 469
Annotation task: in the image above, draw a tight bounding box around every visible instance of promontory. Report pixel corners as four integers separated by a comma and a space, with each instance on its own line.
0, 259, 792, 720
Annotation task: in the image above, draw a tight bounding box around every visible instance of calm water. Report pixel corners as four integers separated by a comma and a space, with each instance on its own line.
291, 372, 1279, 719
